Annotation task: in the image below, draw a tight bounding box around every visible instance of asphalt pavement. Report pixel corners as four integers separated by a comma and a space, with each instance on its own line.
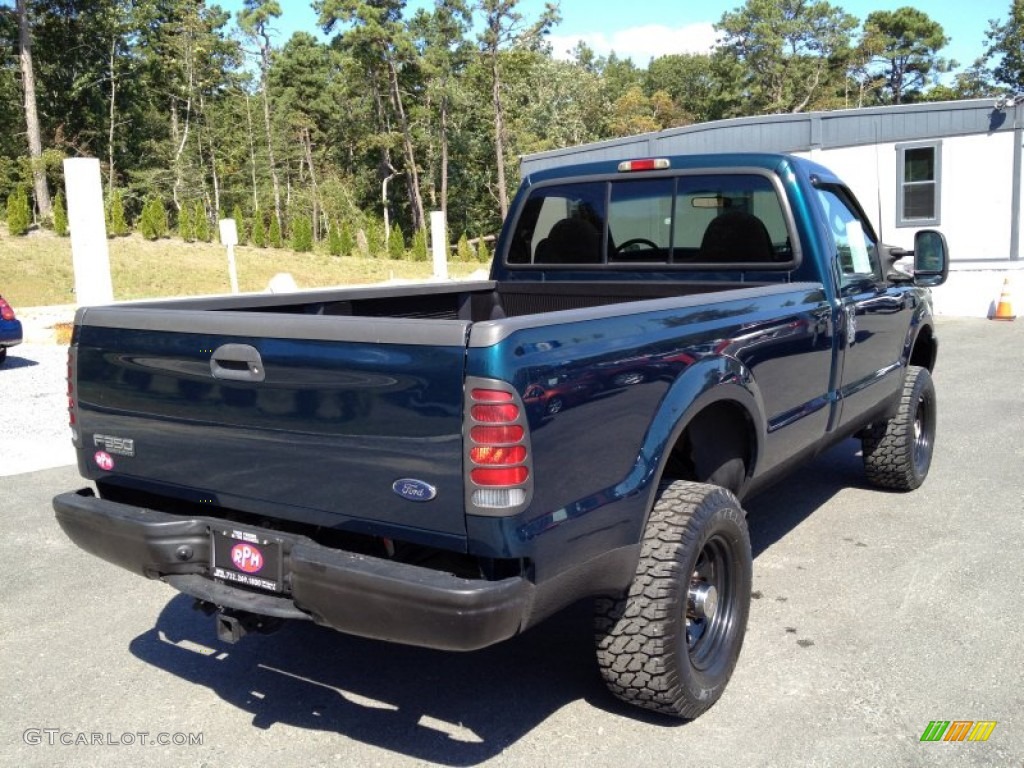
0, 317, 1021, 767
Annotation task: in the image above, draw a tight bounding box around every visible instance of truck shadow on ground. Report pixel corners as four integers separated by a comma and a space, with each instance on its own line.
1, 353, 39, 370
128, 439, 867, 765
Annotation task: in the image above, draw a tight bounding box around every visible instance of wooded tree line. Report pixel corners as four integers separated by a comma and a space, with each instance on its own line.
2, 0, 1024, 255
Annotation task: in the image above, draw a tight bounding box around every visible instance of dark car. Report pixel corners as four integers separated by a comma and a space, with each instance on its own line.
0, 294, 23, 366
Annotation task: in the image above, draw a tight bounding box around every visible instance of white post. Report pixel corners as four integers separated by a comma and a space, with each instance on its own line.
218, 219, 239, 294
63, 158, 113, 306
430, 210, 448, 281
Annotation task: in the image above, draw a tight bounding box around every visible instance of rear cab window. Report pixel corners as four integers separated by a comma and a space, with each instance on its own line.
505, 170, 797, 270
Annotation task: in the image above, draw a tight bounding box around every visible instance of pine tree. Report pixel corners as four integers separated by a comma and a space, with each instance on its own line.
106, 190, 128, 237
291, 215, 313, 252
457, 232, 474, 262
6, 187, 30, 236
327, 221, 343, 256
364, 218, 383, 258
412, 227, 429, 262
140, 197, 168, 240
388, 226, 406, 260
52, 192, 68, 236
252, 212, 266, 248
339, 221, 355, 257
178, 203, 194, 242
194, 201, 211, 242
268, 214, 282, 248
477, 237, 490, 263
232, 204, 246, 246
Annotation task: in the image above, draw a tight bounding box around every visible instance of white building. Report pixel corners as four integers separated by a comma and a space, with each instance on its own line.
520, 99, 1023, 317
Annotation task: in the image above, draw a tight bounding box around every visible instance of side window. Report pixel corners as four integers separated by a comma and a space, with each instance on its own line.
508, 182, 606, 265
897, 142, 941, 227
816, 186, 880, 287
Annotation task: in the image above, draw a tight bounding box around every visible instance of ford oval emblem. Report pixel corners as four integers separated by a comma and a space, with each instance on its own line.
392, 478, 437, 502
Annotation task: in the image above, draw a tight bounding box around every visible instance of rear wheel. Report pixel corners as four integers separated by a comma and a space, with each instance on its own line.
0, 347, 6, 366
595, 480, 752, 719
861, 365, 936, 491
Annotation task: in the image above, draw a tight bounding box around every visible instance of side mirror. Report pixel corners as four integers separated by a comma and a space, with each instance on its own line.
913, 229, 949, 287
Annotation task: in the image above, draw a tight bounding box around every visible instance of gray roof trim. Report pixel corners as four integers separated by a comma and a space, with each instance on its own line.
468, 281, 822, 347
521, 99, 1009, 177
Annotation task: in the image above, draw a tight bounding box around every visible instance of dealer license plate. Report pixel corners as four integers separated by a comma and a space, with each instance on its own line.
211, 527, 284, 593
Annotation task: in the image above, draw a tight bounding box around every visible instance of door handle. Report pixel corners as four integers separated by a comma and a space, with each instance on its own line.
210, 344, 265, 382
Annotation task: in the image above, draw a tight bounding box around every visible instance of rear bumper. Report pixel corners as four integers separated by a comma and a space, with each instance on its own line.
53, 489, 534, 651
0, 318, 22, 347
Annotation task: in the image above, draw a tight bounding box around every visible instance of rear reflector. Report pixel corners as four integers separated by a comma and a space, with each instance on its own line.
471, 404, 519, 423
471, 425, 524, 444
471, 467, 529, 486
0, 298, 14, 321
618, 158, 670, 173
471, 389, 514, 403
470, 445, 527, 465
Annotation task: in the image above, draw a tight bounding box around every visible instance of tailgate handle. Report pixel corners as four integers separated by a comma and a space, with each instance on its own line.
210, 344, 266, 382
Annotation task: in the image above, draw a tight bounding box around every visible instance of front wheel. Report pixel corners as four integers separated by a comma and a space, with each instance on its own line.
861, 365, 936, 491
594, 480, 752, 719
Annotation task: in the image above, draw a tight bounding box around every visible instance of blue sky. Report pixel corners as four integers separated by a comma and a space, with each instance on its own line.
223, 0, 1010, 73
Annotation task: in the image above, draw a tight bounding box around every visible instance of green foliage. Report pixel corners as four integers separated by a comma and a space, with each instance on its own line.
232, 204, 246, 246
291, 215, 313, 252
52, 192, 68, 237
252, 212, 267, 248
339, 220, 355, 257
456, 232, 474, 262
862, 7, 951, 104
477, 237, 490, 263
986, 0, 1024, 91
327, 222, 344, 257
388, 226, 407, 260
194, 201, 211, 242
412, 226, 428, 262
106, 190, 129, 237
364, 218, 384, 258
139, 197, 169, 241
6, 186, 31, 236
268, 214, 282, 248
178, 203, 195, 242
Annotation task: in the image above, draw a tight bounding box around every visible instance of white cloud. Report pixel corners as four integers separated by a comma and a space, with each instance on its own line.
548, 22, 717, 66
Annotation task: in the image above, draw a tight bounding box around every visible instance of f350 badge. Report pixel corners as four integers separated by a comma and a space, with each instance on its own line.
93, 433, 135, 457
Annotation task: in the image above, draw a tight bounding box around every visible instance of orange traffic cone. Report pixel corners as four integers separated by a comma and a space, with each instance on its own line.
992, 277, 1016, 321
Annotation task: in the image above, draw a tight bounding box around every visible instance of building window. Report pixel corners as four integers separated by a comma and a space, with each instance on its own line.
897, 142, 941, 227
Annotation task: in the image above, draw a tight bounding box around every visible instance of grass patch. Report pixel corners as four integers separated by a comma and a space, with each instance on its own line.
1, 227, 488, 307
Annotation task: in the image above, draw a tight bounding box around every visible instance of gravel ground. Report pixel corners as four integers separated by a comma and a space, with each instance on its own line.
0, 342, 76, 477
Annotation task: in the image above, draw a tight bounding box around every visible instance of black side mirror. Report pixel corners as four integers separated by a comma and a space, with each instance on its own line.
913, 230, 949, 287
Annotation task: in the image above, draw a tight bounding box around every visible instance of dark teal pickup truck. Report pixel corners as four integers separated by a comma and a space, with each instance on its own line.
54, 153, 948, 719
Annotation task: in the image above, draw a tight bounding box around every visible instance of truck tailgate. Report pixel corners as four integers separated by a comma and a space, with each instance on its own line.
73, 308, 471, 544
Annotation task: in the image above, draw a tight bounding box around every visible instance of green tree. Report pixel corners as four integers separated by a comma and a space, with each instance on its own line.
106, 189, 129, 237
52, 191, 68, 236
412, 226, 428, 261
476, 0, 560, 218
291, 215, 313, 252
139, 197, 168, 240
985, 0, 1024, 92
232, 203, 246, 245
178, 202, 195, 242
388, 225, 406, 259
252, 211, 267, 248
863, 7, 952, 104
456, 231, 474, 261
194, 200, 211, 242
716, 0, 858, 113
327, 221, 344, 256
268, 212, 282, 248
477, 236, 489, 263
6, 186, 30, 235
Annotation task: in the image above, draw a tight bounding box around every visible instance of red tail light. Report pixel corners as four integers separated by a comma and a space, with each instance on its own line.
465, 381, 532, 511
0, 297, 14, 321
66, 349, 79, 441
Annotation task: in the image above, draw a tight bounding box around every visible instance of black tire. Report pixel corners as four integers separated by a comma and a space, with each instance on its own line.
861, 365, 936, 491
546, 397, 563, 415
594, 480, 752, 719
0, 347, 6, 366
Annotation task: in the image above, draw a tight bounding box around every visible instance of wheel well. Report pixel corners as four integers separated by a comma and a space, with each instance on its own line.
909, 324, 936, 371
661, 401, 755, 496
